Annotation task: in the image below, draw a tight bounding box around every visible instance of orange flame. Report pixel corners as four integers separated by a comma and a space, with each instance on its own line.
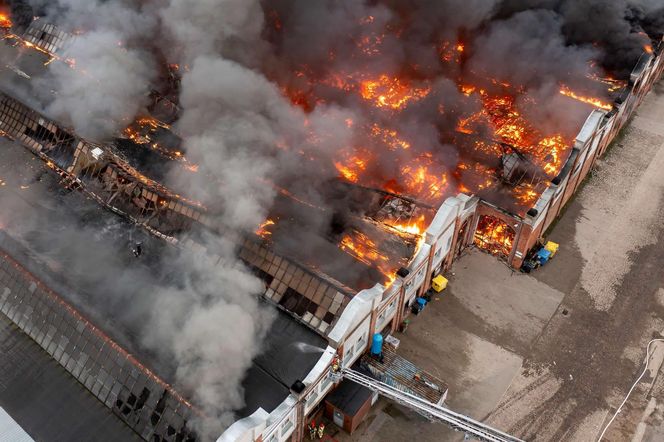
360, 75, 430, 110
474, 216, 515, 257
339, 230, 396, 284
123, 117, 199, 172
370, 124, 410, 150
334, 155, 367, 183
384, 214, 427, 236
460, 84, 476, 96
513, 183, 539, 206
0, 14, 12, 29
339, 231, 388, 266
256, 219, 276, 238
559, 86, 612, 111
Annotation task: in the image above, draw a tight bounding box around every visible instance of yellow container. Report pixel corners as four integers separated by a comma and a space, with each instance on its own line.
431, 275, 448, 292
545, 241, 559, 257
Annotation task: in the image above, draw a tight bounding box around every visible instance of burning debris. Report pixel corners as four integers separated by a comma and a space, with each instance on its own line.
559, 85, 614, 111
0, 0, 662, 437
0, 13, 11, 29
121, 116, 197, 171
255, 218, 275, 238
359, 75, 431, 110
474, 215, 516, 258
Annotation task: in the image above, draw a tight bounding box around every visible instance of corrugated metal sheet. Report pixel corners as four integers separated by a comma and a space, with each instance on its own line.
361, 344, 447, 404
0, 407, 34, 442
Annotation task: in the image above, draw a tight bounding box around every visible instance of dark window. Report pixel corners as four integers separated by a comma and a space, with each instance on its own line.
323, 312, 335, 324
306, 301, 319, 314
279, 288, 303, 312
251, 267, 274, 287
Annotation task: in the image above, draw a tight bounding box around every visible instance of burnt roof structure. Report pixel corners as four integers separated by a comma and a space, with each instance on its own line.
0, 137, 325, 433
1, 13, 662, 442
0, 19, 417, 431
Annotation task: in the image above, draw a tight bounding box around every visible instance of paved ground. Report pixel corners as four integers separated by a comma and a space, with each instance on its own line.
335, 82, 664, 441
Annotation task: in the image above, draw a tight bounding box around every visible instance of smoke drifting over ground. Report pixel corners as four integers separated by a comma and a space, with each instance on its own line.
2, 0, 662, 438
0, 143, 275, 437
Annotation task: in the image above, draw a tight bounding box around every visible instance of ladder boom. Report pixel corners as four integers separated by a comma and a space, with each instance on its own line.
341, 368, 524, 442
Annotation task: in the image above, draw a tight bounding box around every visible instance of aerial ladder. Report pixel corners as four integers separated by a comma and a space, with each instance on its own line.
339, 368, 525, 442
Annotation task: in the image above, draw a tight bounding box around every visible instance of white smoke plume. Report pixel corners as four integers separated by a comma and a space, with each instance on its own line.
4, 0, 663, 439
45, 30, 155, 140
28, 0, 158, 139
20, 0, 289, 437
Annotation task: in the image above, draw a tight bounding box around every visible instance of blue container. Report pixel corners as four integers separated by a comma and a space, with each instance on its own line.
536, 248, 552, 265
371, 333, 383, 356
417, 297, 427, 308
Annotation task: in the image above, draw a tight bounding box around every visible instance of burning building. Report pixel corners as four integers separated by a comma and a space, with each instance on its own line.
0, 1, 663, 441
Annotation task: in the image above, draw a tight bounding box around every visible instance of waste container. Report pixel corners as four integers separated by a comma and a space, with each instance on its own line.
545, 241, 559, 257
536, 248, 552, 265
431, 275, 448, 292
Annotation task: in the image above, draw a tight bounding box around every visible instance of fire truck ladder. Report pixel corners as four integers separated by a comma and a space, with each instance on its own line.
341, 368, 524, 442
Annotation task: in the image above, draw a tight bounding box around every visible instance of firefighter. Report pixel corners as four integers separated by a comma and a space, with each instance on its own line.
308, 420, 317, 440
332, 356, 340, 373
132, 242, 142, 257
318, 422, 325, 439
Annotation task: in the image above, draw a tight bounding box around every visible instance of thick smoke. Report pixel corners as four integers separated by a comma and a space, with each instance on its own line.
30, 0, 158, 139
496, 0, 658, 76
2, 0, 663, 438
468, 9, 602, 136
16, 0, 290, 436
158, 0, 266, 64
45, 31, 155, 140
0, 155, 274, 436
3, 0, 33, 30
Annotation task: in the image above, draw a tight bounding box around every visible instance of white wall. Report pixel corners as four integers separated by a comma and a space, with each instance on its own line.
217, 197, 475, 442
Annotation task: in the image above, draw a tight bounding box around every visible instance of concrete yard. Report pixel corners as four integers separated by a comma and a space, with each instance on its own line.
337, 82, 664, 442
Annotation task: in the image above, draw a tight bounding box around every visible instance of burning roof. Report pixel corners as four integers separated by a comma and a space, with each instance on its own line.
0, 1, 660, 310
0, 3, 662, 435
269, 34, 629, 218
0, 5, 659, 317
257, 182, 429, 290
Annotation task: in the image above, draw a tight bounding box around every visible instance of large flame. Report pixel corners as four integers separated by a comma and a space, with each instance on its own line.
359, 75, 430, 110
474, 215, 515, 257
0, 13, 12, 29
384, 214, 427, 236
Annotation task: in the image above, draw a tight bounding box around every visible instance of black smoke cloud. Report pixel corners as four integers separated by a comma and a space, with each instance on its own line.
495, 0, 660, 77
3, 0, 33, 29
0, 153, 274, 437
3, 0, 662, 438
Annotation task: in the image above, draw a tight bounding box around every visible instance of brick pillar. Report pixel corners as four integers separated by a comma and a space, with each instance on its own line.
509, 221, 534, 269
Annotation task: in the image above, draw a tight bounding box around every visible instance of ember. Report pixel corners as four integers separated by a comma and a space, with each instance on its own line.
359, 75, 430, 110
370, 124, 410, 151
122, 117, 198, 171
